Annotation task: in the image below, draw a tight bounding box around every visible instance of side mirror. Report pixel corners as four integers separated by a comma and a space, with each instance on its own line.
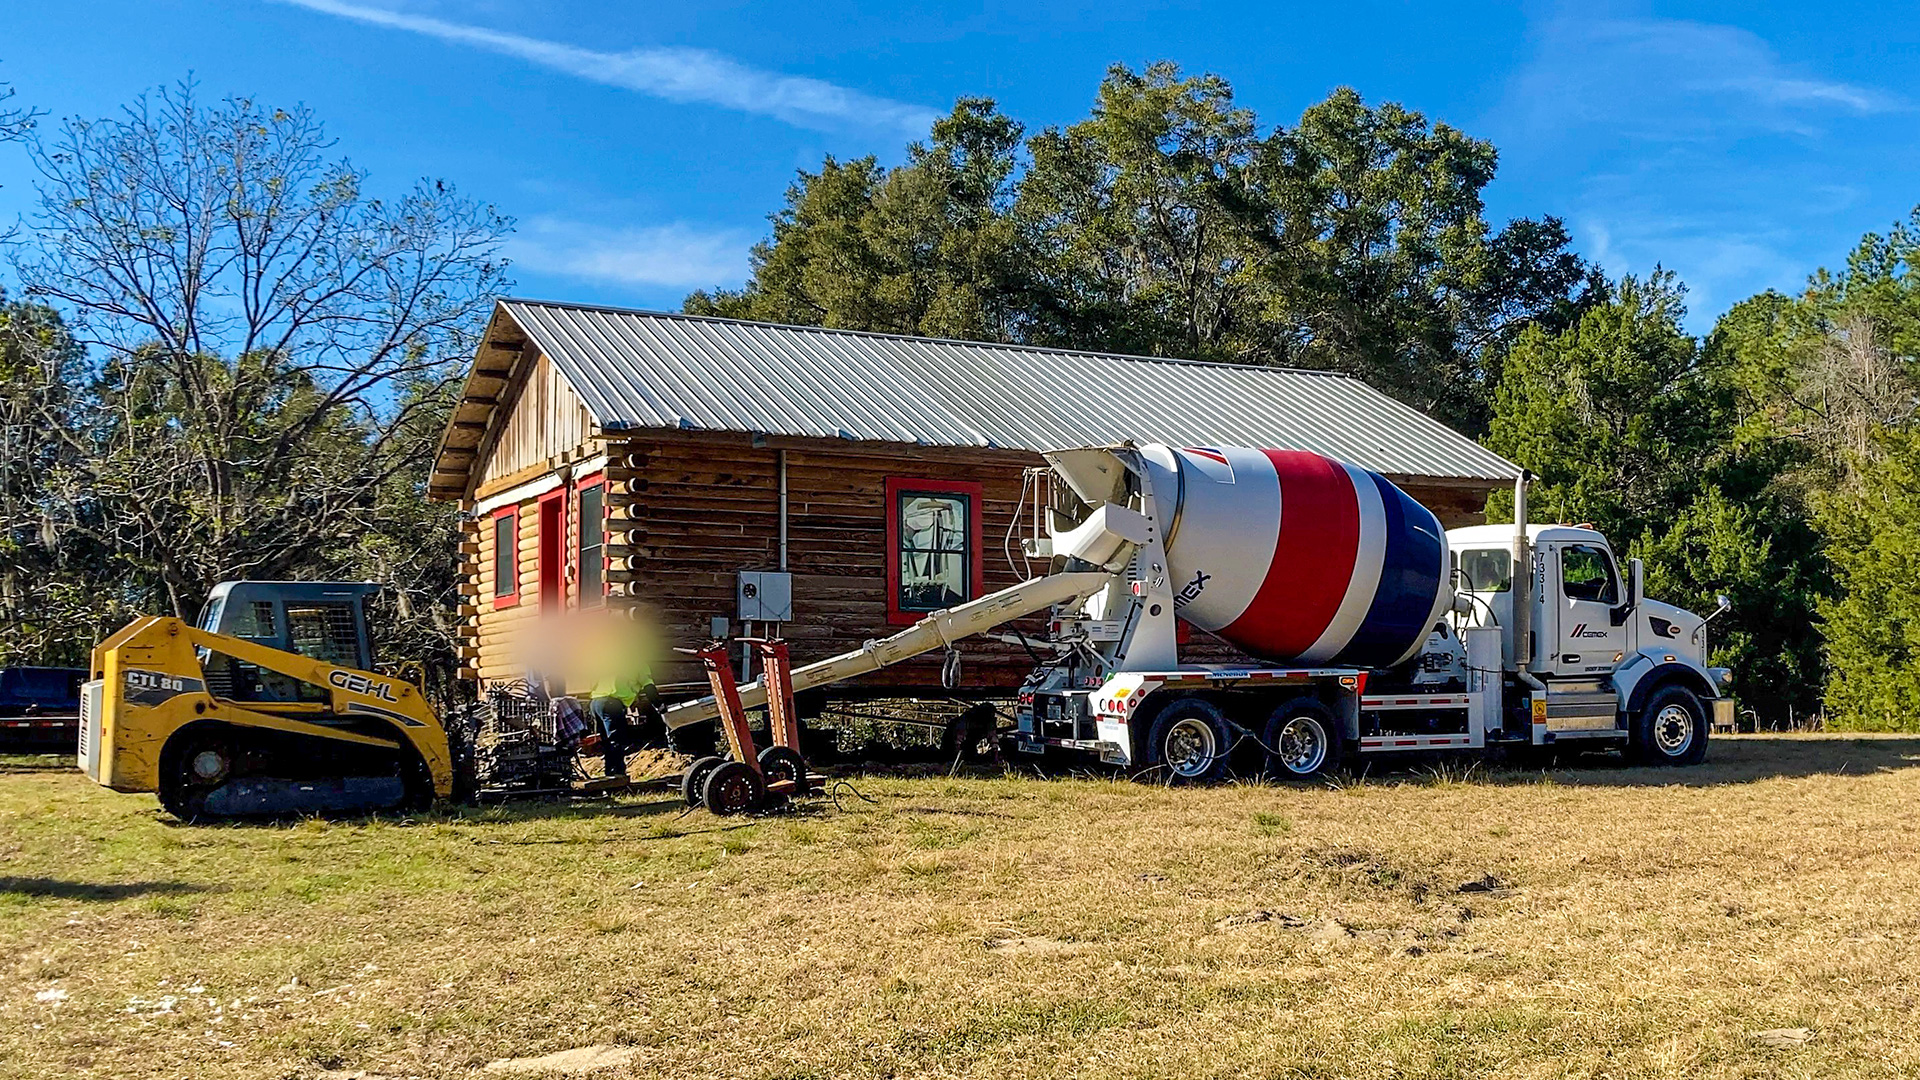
1611, 558, 1643, 626
1716, 594, 1731, 612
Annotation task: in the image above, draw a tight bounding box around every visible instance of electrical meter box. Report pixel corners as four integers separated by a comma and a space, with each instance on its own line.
736, 570, 792, 623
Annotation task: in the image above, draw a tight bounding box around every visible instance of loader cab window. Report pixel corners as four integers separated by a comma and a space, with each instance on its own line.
284, 601, 365, 668
1458, 549, 1511, 593
885, 478, 985, 624
1560, 544, 1619, 604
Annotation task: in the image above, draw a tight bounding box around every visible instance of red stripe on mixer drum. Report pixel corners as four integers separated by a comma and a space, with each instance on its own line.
1219, 450, 1360, 659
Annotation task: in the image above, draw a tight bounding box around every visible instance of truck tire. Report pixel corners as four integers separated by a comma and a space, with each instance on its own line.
1262, 696, 1343, 780
1631, 684, 1709, 767
1142, 697, 1232, 784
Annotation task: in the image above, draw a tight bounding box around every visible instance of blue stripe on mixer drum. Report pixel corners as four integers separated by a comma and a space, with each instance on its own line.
1333, 471, 1445, 667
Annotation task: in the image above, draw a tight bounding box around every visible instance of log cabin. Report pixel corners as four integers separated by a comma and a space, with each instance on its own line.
429, 299, 1522, 702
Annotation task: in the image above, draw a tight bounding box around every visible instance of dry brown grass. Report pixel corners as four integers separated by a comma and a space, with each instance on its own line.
4, 734, 1920, 1079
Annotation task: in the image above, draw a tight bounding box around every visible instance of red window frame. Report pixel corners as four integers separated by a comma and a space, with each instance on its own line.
885, 477, 986, 625
490, 505, 520, 609
574, 470, 607, 608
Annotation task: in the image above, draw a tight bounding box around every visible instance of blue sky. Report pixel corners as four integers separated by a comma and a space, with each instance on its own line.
2, 0, 1915, 332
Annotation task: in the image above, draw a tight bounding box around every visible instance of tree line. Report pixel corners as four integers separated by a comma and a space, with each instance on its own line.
689, 63, 1920, 731
3, 64, 1917, 729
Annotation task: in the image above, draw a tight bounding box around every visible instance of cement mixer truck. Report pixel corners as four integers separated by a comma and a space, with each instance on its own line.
663, 442, 1735, 779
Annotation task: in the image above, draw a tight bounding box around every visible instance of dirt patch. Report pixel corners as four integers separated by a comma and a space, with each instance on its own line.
482, 1045, 638, 1074
1214, 909, 1308, 930
984, 934, 1086, 955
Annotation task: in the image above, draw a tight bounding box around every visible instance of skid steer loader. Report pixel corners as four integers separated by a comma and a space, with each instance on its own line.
79, 582, 462, 820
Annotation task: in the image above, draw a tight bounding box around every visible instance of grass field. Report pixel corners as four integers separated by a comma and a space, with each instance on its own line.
4, 734, 1920, 1079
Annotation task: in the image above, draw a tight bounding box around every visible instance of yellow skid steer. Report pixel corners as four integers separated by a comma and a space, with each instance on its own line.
79, 582, 457, 820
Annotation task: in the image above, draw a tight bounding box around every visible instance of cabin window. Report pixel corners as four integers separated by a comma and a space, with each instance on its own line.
1458, 549, 1511, 593
885, 478, 985, 624
1560, 544, 1619, 604
492, 507, 520, 607
576, 474, 606, 607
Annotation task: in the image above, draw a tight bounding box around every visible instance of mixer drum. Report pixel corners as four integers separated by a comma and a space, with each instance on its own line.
1140, 444, 1451, 668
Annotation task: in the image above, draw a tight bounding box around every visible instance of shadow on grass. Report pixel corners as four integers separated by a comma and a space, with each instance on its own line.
0, 876, 213, 901
1355, 735, 1920, 789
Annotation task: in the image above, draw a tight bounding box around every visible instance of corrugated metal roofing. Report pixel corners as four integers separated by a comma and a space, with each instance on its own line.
495, 299, 1520, 482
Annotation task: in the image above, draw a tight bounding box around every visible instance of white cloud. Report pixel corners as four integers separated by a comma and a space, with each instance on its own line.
505, 217, 753, 290
1509, 16, 1897, 139
273, 0, 940, 136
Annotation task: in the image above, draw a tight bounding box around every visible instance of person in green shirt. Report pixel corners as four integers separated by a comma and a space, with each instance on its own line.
589, 663, 658, 781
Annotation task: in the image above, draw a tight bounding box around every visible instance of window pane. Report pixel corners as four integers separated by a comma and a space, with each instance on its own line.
1561, 545, 1618, 604
898, 491, 970, 612
494, 514, 516, 597
579, 485, 604, 605
1459, 549, 1511, 593
901, 494, 968, 552
284, 602, 361, 667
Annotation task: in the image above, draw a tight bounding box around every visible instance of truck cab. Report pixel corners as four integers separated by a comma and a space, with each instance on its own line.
1448, 524, 1733, 751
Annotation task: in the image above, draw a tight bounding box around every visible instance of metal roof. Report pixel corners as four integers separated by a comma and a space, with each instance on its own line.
435, 299, 1520, 494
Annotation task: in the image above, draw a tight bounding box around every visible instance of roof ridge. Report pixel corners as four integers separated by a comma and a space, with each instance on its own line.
499, 297, 1351, 379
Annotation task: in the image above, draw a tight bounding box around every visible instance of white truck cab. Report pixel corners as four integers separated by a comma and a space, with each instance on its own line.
1449, 523, 1733, 755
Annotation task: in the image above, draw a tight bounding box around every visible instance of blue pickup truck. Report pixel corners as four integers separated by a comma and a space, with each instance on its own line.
0, 667, 85, 749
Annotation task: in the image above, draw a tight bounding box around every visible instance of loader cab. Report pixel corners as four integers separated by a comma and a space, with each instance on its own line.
197, 581, 380, 703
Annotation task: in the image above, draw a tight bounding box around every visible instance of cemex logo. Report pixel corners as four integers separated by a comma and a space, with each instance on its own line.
1569, 623, 1609, 639
1172, 570, 1211, 609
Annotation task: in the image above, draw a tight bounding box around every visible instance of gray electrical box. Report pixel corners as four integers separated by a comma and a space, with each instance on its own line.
736, 570, 792, 623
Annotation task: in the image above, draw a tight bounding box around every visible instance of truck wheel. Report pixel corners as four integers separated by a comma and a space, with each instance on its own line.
1632, 685, 1709, 767
1263, 696, 1343, 780
1142, 698, 1232, 784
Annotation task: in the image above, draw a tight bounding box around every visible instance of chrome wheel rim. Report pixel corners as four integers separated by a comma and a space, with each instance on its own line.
1164, 718, 1219, 778
1276, 715, 1328, 775
1654, 704, 1694, 755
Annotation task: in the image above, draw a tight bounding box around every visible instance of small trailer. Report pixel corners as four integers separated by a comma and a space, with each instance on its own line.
0, 667, 86, 750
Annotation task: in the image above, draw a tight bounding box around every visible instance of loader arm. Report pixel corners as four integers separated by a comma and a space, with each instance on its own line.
84, 616, 452, 802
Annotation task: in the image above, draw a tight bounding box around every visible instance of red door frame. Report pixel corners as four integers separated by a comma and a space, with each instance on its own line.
536, 488, 567, 612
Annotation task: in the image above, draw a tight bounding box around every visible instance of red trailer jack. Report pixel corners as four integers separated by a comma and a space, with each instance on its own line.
680, 639, 813, 814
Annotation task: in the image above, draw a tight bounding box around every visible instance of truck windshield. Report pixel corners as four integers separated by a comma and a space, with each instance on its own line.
1458, 549, 1511, 593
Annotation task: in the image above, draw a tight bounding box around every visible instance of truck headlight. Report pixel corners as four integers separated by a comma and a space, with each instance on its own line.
1709, 667, 1733, 690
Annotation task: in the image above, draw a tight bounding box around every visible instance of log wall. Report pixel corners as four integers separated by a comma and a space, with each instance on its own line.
458, 425, 1498, 697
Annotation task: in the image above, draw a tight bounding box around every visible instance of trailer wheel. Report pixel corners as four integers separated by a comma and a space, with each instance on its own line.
1142, 698, 1232, 783
757, 745, 810, 796
1631, 685, 1709, 766
1263, 696, 1342, 780
682, 755, 725, 807
702, 760, 766, 815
